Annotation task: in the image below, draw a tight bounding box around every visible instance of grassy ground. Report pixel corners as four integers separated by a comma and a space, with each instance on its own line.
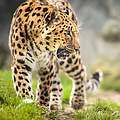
0, 70, 120, 120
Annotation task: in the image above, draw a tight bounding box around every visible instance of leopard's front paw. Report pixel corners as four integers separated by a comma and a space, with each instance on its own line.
70, 95, 87, 110
49, 104, 62, 110
71, 100, 84, 110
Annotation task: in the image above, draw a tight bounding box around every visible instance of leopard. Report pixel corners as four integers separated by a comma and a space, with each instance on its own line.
9, 0, 103, 110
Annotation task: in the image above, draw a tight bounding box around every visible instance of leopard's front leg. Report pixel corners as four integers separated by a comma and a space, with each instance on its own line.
70, 65, 87, 110
12, 58, 34, 99
57, 51, 87, 110
35, 56, 55, 109
49, 60, 63, 110
36, 54, 63, 110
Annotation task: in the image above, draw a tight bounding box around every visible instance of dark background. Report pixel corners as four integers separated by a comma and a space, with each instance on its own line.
0, 0, 120, 69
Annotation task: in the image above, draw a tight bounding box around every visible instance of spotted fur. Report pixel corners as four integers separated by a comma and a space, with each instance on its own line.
9, 0, 102, 110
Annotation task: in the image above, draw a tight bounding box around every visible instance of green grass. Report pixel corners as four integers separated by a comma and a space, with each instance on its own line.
60, 72, 72, 103
0, 70, 57, 120
76, 101, 120, 120
0, 70, 120, 120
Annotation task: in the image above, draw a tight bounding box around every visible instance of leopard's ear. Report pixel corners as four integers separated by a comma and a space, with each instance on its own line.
44, 8, 60, 27
48, 0, 78, 24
